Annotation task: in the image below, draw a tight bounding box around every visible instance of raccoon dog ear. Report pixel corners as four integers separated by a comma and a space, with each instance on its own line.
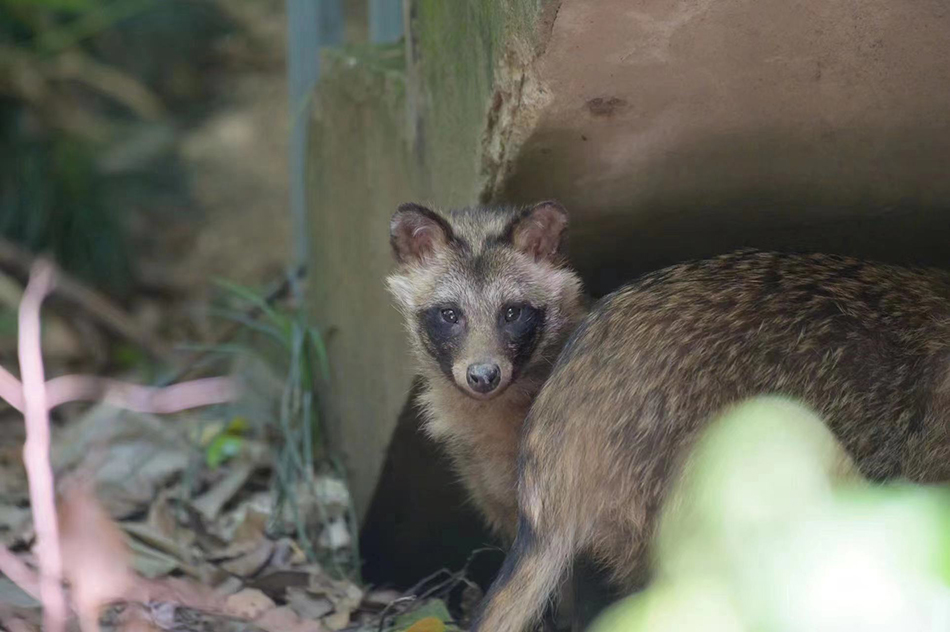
390, 203, 454, 265
505, 201, 568, 262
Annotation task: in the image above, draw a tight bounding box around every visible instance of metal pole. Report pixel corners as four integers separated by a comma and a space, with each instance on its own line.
369, 0, 404, 44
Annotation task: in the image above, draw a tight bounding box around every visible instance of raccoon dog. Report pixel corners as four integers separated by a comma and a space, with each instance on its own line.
386, 201, 587, 540
473, 249, 950, 632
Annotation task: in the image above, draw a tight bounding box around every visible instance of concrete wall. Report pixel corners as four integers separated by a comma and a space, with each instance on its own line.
495, 0, 950, 294
307, 0, 549, 521
308, 0, 950, 539
307, 44, 415, 523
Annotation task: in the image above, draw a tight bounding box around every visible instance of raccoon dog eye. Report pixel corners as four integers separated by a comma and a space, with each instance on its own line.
441, 308, 459, 324
504, 306, 522, 322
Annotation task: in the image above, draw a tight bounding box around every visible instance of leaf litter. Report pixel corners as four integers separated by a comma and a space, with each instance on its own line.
0, 352, 479, 632
0, 252, 482, 632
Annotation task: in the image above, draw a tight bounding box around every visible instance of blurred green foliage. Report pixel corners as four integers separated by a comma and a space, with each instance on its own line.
0, 0, 143, 295
590, 396, 950, 632
0, 0, 230, 296
0, 119, 131, 293
202, 276, 357, 575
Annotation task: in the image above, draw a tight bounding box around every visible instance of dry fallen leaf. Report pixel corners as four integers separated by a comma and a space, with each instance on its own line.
112, 606, 162, 632
57, 480, 136, 632
52, 406, 191, 520
144, 602, 177, 630
307, 574, 362, 613
255, 605, 325, 632
144, 491, 191, 549
270, 538, 306, 568
210, 507, 268, 560
317, 518, 350, 551
138, 576, 226, 615
322, 611, 350, 631
224, 588, 274, 620
212, 494, 274, 547
253, 606, 297, 632
230, 507, 268, 545
193, 463, 257, 522
405, 617, 446, 632
245, 569, 312, 600
0, 608, 40, 632
213, 576, 245, 597
286, 587, 333, 620
120, 522, 195, 578
0, 504, 32, 547
115, 617, 162, 632
362, 588, 401, 609
0, 443, 29, 504
219, 538, 274, 577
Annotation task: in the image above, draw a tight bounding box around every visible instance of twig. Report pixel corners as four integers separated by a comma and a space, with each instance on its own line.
0, 260, 241, 631
0, 364, 24, 411
162, 264, 306, 386
344, 547, 501, 632
44, 375, 236, 413
1, 368, 236, 415
407, 547, 499, 600
0, 237, 175, 365
18, 262, 68, 632
0, 609, 36, 632
53, 50, 164, 120
376, 596, 417, 632
0, 544, 41, 602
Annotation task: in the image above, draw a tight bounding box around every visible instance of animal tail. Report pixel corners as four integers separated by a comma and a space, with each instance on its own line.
471, 514, 577, 632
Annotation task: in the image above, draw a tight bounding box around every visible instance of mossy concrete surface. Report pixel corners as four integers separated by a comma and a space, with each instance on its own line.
306, 43, 413, 524
307, 0, 552, 522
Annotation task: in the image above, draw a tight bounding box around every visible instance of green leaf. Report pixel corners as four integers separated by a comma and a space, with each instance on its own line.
392, 600, 455, 632
3, 0, 95, 12
656, 396, 859, 581
612, 395, 950, 632
308, 326, 330, 380
212, 277, 285, 328
590, 579, 745, 632
111, 342, 148, 371
205, 434, 244, 469
172, 342, 256, 355
207, 307, 289, 346
0, 308, 16, 337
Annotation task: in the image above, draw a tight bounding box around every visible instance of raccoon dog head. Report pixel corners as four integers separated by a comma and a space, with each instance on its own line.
387, 201, 585, 401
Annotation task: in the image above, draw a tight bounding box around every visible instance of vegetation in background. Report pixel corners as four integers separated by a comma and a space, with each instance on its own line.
0, 0, 232, 296
0, 116, 131, 294
196, 274, 363, 579
2, 0, 136, 294
590, 396, 950, 632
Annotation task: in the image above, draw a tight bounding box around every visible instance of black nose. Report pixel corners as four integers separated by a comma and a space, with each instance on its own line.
466, 363, 501, 393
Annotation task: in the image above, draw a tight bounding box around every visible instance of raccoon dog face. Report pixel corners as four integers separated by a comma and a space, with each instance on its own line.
387, 202, 584, 401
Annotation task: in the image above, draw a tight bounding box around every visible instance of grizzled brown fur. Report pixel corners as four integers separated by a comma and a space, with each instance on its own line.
387, 202, 587, 540
474, 249, 950, 632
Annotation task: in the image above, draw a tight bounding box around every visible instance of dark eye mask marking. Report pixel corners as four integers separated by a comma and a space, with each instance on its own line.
498, 304, 546, 376
418, 305, 465, 381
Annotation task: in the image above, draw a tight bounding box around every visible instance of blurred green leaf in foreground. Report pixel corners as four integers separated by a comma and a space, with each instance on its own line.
590, 396, 950, 632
